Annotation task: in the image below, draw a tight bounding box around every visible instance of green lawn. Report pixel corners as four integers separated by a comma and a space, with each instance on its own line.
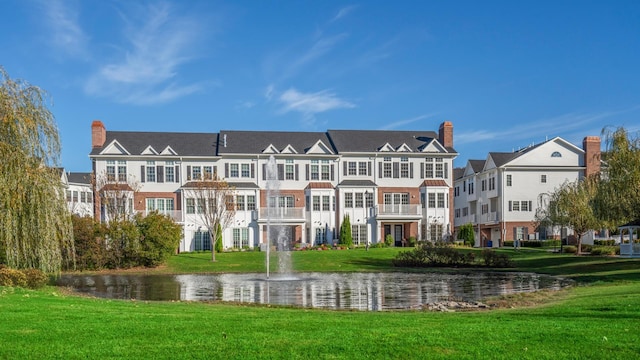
2, 248, 640, 359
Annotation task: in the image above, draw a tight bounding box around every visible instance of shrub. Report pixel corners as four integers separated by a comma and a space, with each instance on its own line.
215, 224, 223, 253
407, 236, 417, 247
457, 223, 475, 247
339, 215, 353, 247
590, 246, 617, 256
563, 245, 577, 254
504, 240, 514, 247
594, 239, 616, 246
481, 249, 514, 268
135, 212, 183, 267
71, 215, 108, 271
21, 269, 48, 288
392, 242, 475, 267
581, 244, 593, 253
372, 242, 386, 249
385, 234, 394, 247
105, 219, 142, 269
0, 268, 27, 287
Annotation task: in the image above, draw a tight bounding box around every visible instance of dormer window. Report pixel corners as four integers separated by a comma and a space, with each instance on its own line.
551, 151, 562, 157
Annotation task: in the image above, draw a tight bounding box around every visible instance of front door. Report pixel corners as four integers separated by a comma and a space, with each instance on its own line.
394, 225, 403, 247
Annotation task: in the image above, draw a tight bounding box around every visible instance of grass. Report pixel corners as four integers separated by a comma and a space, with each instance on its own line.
2, 248, 640, 359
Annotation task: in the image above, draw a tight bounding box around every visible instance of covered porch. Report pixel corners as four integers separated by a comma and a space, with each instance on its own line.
619, 220, 640, 257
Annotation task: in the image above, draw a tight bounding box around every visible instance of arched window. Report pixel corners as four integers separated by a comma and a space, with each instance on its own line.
551, 151, 562, 158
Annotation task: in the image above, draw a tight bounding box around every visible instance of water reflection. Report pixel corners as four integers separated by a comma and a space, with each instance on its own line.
57, 272, 570, 311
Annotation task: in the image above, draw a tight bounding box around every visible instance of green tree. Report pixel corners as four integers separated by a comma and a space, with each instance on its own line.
215, 223, 223, 253
595, 127, 640, 225
554, 177, 602, 254
457, 223, 475, 247
70, 215, 107, 270
339, 214, 353, 247
135, 212, 182, 267
0, 67, 74, 273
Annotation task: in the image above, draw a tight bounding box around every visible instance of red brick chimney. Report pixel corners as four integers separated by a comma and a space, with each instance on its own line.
438, 121, 453, 148
583, 136, 601, 178
92, 120, 106, 148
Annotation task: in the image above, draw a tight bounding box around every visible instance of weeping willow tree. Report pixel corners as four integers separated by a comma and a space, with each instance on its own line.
0, 67, 74, 273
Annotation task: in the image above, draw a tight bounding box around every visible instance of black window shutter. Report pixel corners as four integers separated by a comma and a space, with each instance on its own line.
378, 163, 382, 178
295, 164, 299, 181
508, 201, 512, 211
420, 163, 424, 179
330, 165, 334, 181
186, 165, 191, 180
262, 164, 266, 180
529, 201, 533, 212
140, 166, 145, 183
444, 163, 449, 179
175, 166, 180, 183
277, 164, 284, 180
410, 163, 414, 178
343, 161, 348, 176
225, 163, 229, 178
513, 227, 517, 240
157, 166, 164, 183
251, 164, 255, 178
393, 162, 399, 178
305, 164, 309, 180
367, 161, 371, 176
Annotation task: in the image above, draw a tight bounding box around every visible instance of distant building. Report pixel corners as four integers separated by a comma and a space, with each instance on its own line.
453, 136, 601, 247
64, 172, 94, 218
89, 120, 457, 251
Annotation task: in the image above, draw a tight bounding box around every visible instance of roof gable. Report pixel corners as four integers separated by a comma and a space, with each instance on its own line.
396, 143, 412, 152
141, 145, 158, 155
101, 140, 130, 155
306, 140, 334, 154
508, 137, 583, 167
419, 139, 447, 153
160, 146, 177, 156
378, 143, 395, 152
262, 144, 279, 154
280, 144, 298, 154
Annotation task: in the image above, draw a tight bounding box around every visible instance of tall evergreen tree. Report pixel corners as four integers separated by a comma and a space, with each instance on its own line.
0, 67, 74, 272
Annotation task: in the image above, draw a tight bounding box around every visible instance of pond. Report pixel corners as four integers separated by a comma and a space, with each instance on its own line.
56, 272, 570, 311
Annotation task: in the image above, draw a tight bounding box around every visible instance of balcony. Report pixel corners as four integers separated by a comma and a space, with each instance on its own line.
375, 204, 422, 219
257, 207, 306, 222
139, 210, 183, 223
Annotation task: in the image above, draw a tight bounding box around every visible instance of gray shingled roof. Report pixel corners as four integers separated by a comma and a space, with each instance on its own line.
469, 160, 486, 173
338, 180, 377, 187
453, 167, 465, 180
68, 172, 92, 184
327, 129, 455, 153
217, 130, 335, 155
91, 131, 217, 156
489, 152, 520, 167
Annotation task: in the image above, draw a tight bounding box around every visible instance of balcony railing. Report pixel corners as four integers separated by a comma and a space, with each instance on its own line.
258, 207, 306, 220
139, 210, 183, 222
376, 204, 422, 217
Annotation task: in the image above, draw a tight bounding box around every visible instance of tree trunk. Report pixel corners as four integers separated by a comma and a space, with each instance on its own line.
210, 230, 217, 262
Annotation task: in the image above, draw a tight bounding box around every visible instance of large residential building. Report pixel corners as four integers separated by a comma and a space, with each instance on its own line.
453, 136, 601, 247
65, 172, 94, 218
89, 120, 458, 252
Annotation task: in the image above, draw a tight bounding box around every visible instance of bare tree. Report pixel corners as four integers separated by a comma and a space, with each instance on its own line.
93, 170, 141, 223
186, 175, 236, 262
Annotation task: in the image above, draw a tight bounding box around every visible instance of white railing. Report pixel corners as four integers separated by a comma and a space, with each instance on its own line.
377, 204, 422, 216
139, 210, 183, 222
258, 207, 306, 220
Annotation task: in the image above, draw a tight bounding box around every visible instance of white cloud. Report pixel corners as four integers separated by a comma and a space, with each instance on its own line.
277, 88, 355, 115
84, 2, 205, 105
331, 5, 358, 23
378, 113, 438, 130
42, 0, 88, 59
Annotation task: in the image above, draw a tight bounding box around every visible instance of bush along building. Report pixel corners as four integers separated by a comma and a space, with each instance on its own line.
453, 136, 601, 247
89, 120, 457, 251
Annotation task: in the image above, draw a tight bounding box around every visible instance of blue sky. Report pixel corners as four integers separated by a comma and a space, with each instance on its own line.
2, 0, 640, 172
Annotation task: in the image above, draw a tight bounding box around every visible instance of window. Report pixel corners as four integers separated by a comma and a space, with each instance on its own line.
469, 181, 474, 195
192, 166, 202, 180
351, 225, 367, 246
425, 158, 447, 179
225, 196, 235, 210
455, 209, 461, 218
435, 158, 444, 178
345, 193, 353, 208
481, 179, 487, 191
506, 174, 512, 187
310, 160, 319, 180
462, 207, 468, 216
428, 193, 436, 208
204, 166, 213, 180
437, 193, 445, 208
321, 160, 330, 180
322, 196, 330, 211
233, 228, 249, 248
194, 231, 211, 251
551, 151, 562, 157
355, 193, 364, 208
66, 190, 72, 202
521, 200, 529, 212
512, 201, 520, 211
165, 166, 175, 182
489, 177, 495, 191
358, 162, 367, 175
481, 204, 489, 214
230, 164, 239, 178
285, 160, 294, 180
146, 198, 175, 215
72, 191, 78, 203
429, 223, 443, 242
186, 198, 195, 214
400, 157, 409, 178
348, 161, 357, 176
383, 158, 392, 178
247, 195, 256, 211
80, 192, 86, 203
313, 195, 320, 211
117, 161, 127, 182
236, 195, 245, 211
241, 164, 250, 178
146, 162, 156, 182
541, 174, 547, 183
107, 160, 116, 181
425, 158, 434, 178
197, 199, 206, 213
454, 186, 459, 197
365, 192, 374, 208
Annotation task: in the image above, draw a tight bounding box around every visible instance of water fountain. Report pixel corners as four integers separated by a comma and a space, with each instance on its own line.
264, 155, 294, 279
